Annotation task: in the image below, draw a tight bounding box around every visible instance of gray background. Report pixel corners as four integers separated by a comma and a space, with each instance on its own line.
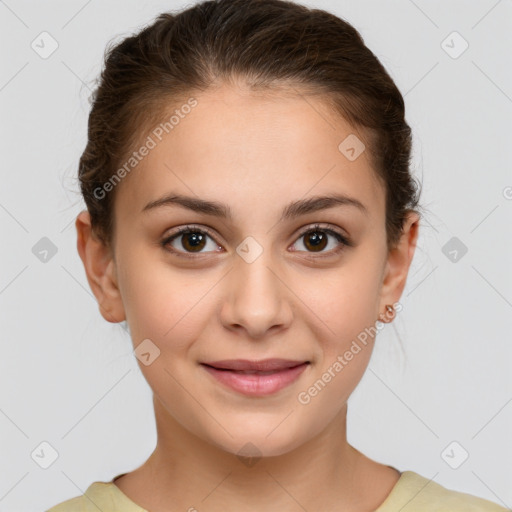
1, 0, 511, 510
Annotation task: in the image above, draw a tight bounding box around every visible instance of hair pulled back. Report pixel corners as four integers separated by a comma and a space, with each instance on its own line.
79, 0, 422, 250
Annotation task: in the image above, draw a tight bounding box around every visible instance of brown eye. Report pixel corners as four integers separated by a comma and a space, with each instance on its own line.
292, 224, 352, 256
161, 225, 222, 257
302, 230, 328, 252
179, 231, 207, 252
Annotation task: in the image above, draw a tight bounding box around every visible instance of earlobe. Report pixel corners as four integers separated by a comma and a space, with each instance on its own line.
75, 210, 126, 324
378, 212, 420, 318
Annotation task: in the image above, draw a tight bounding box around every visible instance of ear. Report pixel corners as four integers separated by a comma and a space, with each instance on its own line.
75, 210, 126, 324
378, 211, 420, 320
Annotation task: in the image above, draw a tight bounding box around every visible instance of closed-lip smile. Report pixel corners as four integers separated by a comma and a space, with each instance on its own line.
200, 358, 310, 396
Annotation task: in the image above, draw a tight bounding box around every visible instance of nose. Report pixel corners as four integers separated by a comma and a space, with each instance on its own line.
219, 250, 293, 339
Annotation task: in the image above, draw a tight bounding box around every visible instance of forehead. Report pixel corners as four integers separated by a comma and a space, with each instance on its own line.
114, 83, 385, 224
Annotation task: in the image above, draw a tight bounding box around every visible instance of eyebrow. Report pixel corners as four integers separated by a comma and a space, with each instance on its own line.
141, 192, 368, 221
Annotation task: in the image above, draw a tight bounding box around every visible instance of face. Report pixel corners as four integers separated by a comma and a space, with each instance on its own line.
79, 82, 418, 458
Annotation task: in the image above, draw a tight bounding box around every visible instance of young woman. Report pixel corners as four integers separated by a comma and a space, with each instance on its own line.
47, 0, 508, 510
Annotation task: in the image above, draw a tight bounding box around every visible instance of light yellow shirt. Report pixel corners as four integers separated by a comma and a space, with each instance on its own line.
46, 470, 510, 512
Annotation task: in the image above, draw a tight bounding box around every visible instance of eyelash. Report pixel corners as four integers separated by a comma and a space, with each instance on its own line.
160, 223, 353, 260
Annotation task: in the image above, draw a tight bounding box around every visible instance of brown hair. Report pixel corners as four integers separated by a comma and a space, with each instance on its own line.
79, 0, 422, 251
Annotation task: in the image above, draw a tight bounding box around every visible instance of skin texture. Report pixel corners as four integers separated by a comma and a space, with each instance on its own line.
76, 82, 419, 511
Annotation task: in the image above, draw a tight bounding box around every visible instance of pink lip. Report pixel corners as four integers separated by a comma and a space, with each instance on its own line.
201, 359, 310, 396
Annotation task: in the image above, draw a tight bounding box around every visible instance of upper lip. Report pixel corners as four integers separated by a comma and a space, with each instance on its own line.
201, 358, 309, 371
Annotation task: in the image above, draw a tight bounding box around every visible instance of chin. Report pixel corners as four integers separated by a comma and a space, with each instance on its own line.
217, 434, 302, 460
201, 414, 314, 460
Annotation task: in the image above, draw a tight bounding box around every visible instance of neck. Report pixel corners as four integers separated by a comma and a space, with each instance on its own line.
116, 394, 396, 512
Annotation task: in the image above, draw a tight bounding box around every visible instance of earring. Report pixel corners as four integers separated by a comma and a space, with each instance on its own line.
379, 304, 395, 323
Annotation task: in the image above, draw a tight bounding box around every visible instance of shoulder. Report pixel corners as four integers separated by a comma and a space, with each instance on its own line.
377, 471, 510, 512
46, 494, 85, 512
45, 481, 145, 512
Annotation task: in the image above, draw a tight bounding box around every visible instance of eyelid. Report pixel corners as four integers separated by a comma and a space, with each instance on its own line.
166, 223, 218, 241
294, 223, 352, 246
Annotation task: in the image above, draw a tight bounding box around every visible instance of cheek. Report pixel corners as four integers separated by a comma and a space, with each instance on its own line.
295, 261, 383, 352
293, 266, 382, 421
117, 251, 214, 348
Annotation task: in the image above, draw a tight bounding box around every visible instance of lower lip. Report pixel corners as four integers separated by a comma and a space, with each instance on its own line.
201, 363, 309, 396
